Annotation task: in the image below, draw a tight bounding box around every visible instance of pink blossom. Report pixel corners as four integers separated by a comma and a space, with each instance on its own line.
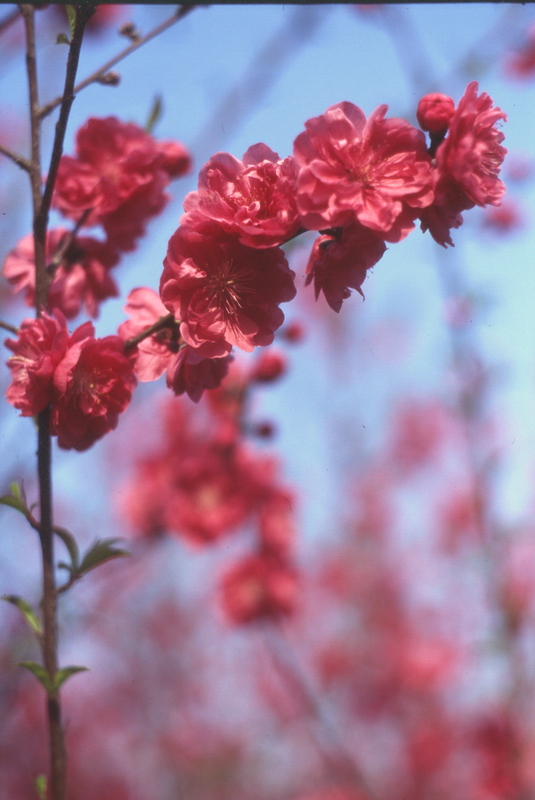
419, 82, 507, 246
119, 287, 232, 402
51, 328, 136, 451
294, 101, 434, 241
160, 223, 296, 358
3, 229, 119, 319
306, 223, 386, 312
167, 346, 232, 402
53, 117, 191, 251
5, 311, 69, 416
416, 93, 455, 134
219, 554, 298, 624
182, 144, 301, 248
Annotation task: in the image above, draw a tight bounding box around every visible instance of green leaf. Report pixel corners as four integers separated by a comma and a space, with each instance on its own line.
66, 4, 76, 38
34, 774, 47, 800
19, 661, 52, 694
53, 526, 80, 571
56, 32, 70, 46
53, 665, 88, 692
2, 595, 42, 636
0, 482, 29, 517
10, 481, 25, 503
79, 538, 130, 576
145, 95, 163, 134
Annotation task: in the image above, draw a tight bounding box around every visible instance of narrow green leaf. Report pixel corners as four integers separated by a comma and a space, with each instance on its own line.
56, 32, 70, 46
0, 494, 27, 514
53, 665, 88, 692
10, 481, 22, 501
53, 526, 80, 571
79, 538, 130, 576
34, 774, 47, 800
2, 595, 42, 636
0, 482, 29, 517
19, 661, 52, 694
66, 4, 76, 38
145, 95, 163, 134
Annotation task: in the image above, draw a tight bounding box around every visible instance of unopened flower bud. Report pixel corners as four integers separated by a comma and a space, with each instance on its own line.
119, 22, 140, 42
96, 71, 121, 87
416, 93, 455, 134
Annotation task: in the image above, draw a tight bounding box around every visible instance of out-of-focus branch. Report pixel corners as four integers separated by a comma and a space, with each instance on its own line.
263, 621, 377, 800
38, 5, 197, 120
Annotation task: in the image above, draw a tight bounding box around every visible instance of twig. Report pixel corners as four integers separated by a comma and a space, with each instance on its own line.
124, 313, 177, 352
38, 5, 97, 262
46, 209, 93, 276
0, 143, 32, 172
0, 320, 19, 336
38, 5, 197, 120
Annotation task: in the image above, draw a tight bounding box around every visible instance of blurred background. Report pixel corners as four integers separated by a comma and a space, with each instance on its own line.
2, 4, 535, 800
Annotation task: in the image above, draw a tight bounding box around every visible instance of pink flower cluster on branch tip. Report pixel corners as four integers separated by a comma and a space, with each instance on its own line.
53, 116, 191, 252
5, 312, 136, 450
417, 82, 507, 247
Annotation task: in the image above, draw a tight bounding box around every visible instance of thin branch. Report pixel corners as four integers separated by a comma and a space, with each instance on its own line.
263, 622, 378, 800
38, 5, 97, 248
38, 5, 197, 120
46, 208, 93, 276
124, 313, 177, 352
0, 320, 19, 336
0, 143, 32, 172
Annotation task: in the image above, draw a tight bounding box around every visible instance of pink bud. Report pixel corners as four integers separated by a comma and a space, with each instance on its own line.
416, 93, 455, 134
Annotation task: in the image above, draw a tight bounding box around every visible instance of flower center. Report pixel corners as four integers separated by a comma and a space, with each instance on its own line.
206, 259, 255, 319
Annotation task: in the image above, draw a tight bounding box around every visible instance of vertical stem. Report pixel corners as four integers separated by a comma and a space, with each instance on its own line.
38, 405, 65, 800
19, 5, 95, 799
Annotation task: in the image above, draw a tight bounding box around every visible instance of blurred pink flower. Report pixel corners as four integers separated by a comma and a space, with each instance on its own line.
3, 229, 119, 319
53, 117, 191, 251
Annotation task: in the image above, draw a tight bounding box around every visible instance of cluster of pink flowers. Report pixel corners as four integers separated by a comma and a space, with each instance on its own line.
5, 311, 136, 450
120, 360, 298, 624
119, 82, 506, 412
3, 84, 506, 448
3, 116, 191, 321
